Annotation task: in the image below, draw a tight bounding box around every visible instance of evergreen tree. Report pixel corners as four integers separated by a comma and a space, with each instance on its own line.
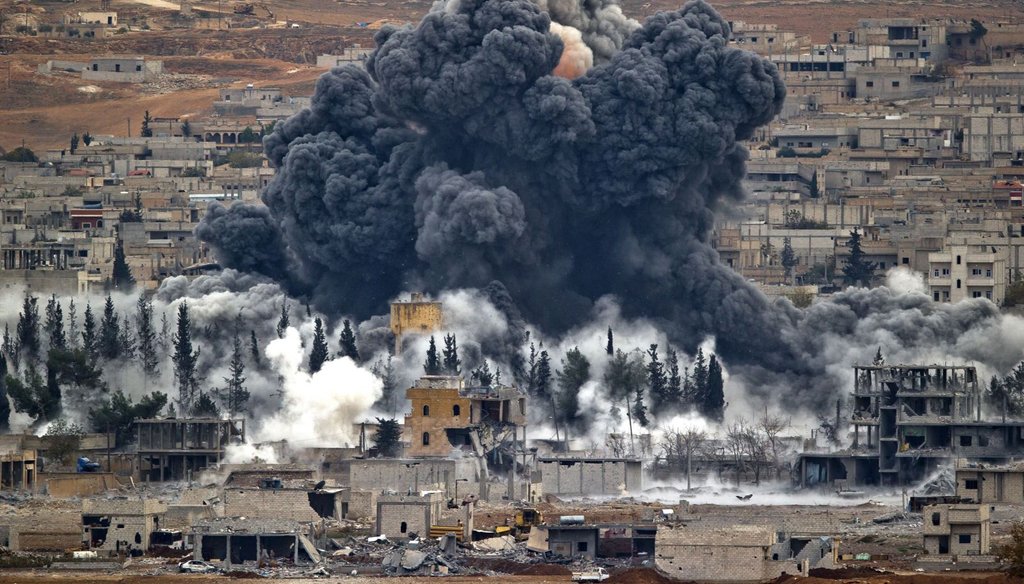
82, 131, 92, 146
606, 327, 614, 355
1, 323, 15, 368
0, 356, 10, 433
337, 319, 359, 360
604, 349, 646, 431
632, 384, 649, 427
373, 418, 402, 458
309, 317, 329, 374
46, 347, 104, 410
781, 237, 797, 283
526, 342, 538, 395
703, 355, 725, 422
666, 349, 683, 406
82, 304, 98, 362
180, 119, 192, 138
217, 332, 249, 416
423, 336, 441, 375
118, 319, 135, 359
67, 300, 79, 350
873, 347, 885, 366
44, 294, 66, 352
172, 301, 200, 414
555, 347, 590, 430
692, 348, 708, 411
193, 391, 219, 417
6, 364, 60, 423
809, 170, 820, 198
157, 312, 170, 354
249, 330, 261, 368
99, 295, 120, 360
536, 349, 552, 401
442, 333, 461, 375
140, 110, 153, 138
16, 295, 40, 363
112, 239, 135, 291
371, 356, 398, 416
842, 228, 877, 287
472, 361, 494, 386
70, 132, 79, 154
646, 344, 668, 412
136, 294, 158, 378
276, 301, 289, 338
88, 390, 167, 447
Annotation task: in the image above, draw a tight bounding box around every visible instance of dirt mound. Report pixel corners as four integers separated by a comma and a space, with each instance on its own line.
605, 567, 695, 584
808, 567, 893, 579
518, 564, 571, 576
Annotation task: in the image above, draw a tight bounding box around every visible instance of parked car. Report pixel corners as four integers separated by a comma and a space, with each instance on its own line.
179, 560, 218, 573
572, 567, 610, 582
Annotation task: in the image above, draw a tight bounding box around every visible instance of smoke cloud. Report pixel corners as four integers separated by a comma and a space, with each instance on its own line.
195, 0, 1024, 425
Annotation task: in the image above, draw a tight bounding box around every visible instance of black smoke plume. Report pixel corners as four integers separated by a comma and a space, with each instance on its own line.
198, 0, 1024, 414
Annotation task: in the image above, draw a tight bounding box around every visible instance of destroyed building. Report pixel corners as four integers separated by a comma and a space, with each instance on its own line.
404, 375, 528, 499
82, 498, 168, 555
922, 504, 991, 557
527, 522, 657, 560
136, 418, 245, 482
538, 457, 643, 496
799, 365, 1024, 487
374, 491, 445, 539
390, 293, 442, 353
0, 448, 37, 492
655, 524, 836, 581
191, 517, 320, 569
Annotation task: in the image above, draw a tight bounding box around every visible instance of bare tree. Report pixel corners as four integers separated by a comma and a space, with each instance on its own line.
758, 410, 791, 480
726, 418, 771, 486
660, 427, 708, 492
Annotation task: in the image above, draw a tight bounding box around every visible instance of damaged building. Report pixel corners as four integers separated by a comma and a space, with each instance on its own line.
922, 504, 991, 557
0, 448, 37, 492
191, 517, 320, 569
82, 498, 168, 555
404, 375, 528, 499
956, 463, 1024, 504
527, 522, 657, 560
656, 524, 836, 581
799, 365, 1024, 487
136, 418, 245, 482
538, 457, 643, 496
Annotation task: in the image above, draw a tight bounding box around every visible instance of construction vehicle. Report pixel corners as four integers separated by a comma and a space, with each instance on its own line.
511, 507, 542, 540
233, 2, 274, 19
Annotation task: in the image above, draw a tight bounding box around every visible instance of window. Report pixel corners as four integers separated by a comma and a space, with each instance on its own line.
986, 269, 992, 277
422, 432, 430, 446
942, 268, 950, 276
92, 64, 98, 71
902, 257, 910, 265
933, 269, 940, 277
896, 52, 904, 58
576, 542, 589, 552
932, 512, 941, 526
959, 534, 972, 544
934, 292, 940, 301
956, 255, 962, 265
965, 479, 979, 490
986, 291, 992, 300
135, 65, 142, 72
422, 405, 429, 416
960, 435, 972, 446
866, 81, 875, 88
452, 405, 461, 416
891, 81, 900, 88
973, 291, 982, 299
115, 64, 121, 72
117, 524, 125, 529
972, 268, 982, 276
400, 522, 408, 534
956, 279, 962, 289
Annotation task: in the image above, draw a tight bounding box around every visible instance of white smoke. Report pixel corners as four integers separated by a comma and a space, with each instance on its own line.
222, 442, 281, 465
885, 266, 928, 295
251, 327, 382, 448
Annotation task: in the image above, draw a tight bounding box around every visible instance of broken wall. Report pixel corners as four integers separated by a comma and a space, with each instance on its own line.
539, 459, 643, 496
222, 488, 320, 522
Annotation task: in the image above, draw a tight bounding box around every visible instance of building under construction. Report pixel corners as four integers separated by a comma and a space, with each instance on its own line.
800, 364, 1024, 488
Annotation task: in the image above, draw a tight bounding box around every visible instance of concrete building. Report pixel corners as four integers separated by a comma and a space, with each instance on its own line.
528, 523, 657, 560
390, 293, 442, 352
69, 11, 118, 26
956, 464, 1024, 503
927, 243, 1006, 304
656, 524, 836, 581
798, 364, 1019, 488
136, 418, 245, 482
923, 504, 990, 557
316, 48, 373, 68
0, 449, 37, 492
223, 488, 322, 523
852, 19, 949, 62
82, 57, 163, 83
374, 491, 445, 539
729, 22, 810, 55
191, 517, 320, 568
82, 498, 168, 555
537, 457, 643, 496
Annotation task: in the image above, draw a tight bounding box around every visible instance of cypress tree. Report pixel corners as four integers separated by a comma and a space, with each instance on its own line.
82, 304, 98, 362
646, 344, 667, 412
249, 330, 261, 368
0, 356, 10, 433
16, 295, 40, 363
136, 294, 159, 378
221, 332, 249, 416
442, 333, 461, 375
424, 336, 441, 375
704, 355, 725, 422
99, 294, 120, 360
536, 349, 552, 402
606, 327, 614, 355
172, 301, 200, 413
67, 300, 79, 350
44, 295, 66, 352
337, 319, 359, 360
309, 317, 329, 374
276, 301, 289, 338
112, 239, 135, 292
666, 349, 683, 407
